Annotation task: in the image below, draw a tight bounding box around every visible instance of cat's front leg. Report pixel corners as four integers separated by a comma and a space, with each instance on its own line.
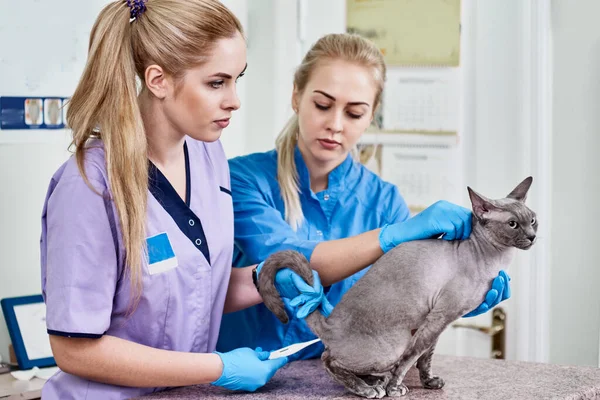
417, 340, 445, 390
386, 310, 451, 397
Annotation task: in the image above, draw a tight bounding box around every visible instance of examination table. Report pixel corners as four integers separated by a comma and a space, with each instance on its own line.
133, 355, 600, 400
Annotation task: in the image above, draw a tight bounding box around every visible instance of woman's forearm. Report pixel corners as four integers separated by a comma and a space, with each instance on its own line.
310, 228, 384, 286
223, 229, 384, 304
50, 335, 222, 387
224, 265, 263, 313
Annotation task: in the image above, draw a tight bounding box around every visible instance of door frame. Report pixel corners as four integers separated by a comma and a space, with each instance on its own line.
515, 0, 553, 363
462, 0, 552, 362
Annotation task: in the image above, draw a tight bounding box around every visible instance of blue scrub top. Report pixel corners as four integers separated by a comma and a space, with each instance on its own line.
217, 147, 410, 360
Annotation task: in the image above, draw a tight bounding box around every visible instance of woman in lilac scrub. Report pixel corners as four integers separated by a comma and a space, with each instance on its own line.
39, 1, 289, 398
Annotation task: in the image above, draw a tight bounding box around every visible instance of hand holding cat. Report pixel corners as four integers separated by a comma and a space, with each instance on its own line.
463, 270, 511, 317
288, 270, 334, 318
378, 200, 473, 253
256, 262, 334, 318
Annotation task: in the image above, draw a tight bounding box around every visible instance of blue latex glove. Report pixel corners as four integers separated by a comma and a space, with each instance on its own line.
463, 270, 511, 317
379, 200, 473, 253
287, 270, 334, 318
256, 262, 334, 318
211, 347, 288, 392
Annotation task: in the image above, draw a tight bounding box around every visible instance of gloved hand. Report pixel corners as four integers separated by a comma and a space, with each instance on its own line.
256, 261, 301, 299
287, 270, 334, 318
256, 262, 334, 318
211, 347, 288, 392
463, 270, 511, 317
379, 200, 472, 253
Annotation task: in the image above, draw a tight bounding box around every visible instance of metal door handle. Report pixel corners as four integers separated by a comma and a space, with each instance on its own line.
452, 307, 505, 334
451, 307, 506, 359
451, 321, 504, 336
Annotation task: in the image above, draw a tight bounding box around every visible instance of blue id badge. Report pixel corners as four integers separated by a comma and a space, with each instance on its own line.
146, 232, 178, 275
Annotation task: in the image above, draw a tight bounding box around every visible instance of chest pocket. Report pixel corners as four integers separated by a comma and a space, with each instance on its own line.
146, 232, 178, 275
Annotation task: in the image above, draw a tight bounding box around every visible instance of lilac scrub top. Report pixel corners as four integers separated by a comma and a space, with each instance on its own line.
39, 137, 234, 400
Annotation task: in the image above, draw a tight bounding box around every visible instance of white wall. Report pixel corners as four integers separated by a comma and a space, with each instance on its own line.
550, 0, 600, 367
243, 0, 301, 154
0, 0, 110, 364
464, 0, 529, 362
241, 0, 348, 155
299, 0, 347, 55
0, 140, 72, 364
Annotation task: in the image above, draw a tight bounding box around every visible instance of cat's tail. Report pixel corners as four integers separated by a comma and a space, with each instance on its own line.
258, 250, 330, 339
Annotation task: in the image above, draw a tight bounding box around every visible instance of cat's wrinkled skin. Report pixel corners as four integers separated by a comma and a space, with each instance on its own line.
258, 177, 537, 398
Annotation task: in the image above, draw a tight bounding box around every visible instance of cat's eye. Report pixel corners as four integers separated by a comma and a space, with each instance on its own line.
531, 218, 536, 225
508, 221, 519, 229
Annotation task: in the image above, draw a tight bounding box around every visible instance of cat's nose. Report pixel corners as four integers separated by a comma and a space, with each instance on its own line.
527, 234, 536, 242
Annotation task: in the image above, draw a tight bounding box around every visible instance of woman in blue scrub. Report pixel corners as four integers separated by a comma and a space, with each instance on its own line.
217, 33, 510, 360
40, 1, 291, 399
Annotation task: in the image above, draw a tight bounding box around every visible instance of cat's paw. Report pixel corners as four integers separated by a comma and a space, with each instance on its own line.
372, 386, 387, 399
359, 386, 386, 399
423, 376, 445, 390
386, 383, 408, 397
360, 374, 388, 387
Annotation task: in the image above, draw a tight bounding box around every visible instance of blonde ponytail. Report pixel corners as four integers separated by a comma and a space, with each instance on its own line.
68, 2, 147, 305
275, 115, 303, 230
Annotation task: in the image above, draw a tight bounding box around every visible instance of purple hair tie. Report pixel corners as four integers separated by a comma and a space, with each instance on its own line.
126, 0, 146, 20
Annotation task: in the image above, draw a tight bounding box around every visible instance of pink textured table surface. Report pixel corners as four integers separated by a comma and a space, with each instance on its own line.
133, 355, 600, 400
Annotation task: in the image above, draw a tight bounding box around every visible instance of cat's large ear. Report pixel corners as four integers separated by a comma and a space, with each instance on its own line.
507, 176, 533, 202
468, 187, 498, 219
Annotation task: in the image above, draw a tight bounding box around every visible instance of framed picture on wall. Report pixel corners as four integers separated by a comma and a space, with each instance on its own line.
1, 294, 56, 370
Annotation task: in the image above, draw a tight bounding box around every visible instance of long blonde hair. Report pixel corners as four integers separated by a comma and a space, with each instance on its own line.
67, 0, 243, 305
275, 33, 386, 230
